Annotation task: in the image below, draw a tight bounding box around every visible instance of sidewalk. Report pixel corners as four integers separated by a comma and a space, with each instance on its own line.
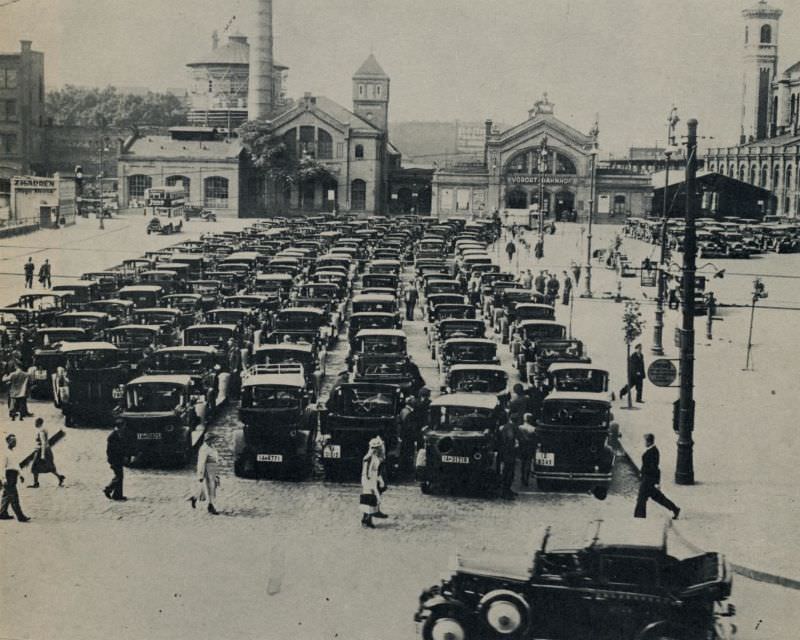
504, 223, 800, 584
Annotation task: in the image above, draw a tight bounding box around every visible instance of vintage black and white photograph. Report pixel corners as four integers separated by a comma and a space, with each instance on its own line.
1, 1, 799, 638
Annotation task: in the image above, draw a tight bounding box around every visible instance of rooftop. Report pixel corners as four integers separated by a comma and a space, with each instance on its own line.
187, 33, 287, 69
353, 54, 388, 79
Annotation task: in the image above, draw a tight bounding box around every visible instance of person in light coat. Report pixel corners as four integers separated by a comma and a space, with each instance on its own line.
191, 434, 221, 515
360, 437, 387, 528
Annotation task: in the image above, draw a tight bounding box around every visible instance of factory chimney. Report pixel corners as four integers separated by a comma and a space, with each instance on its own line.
248, 0, 274, 121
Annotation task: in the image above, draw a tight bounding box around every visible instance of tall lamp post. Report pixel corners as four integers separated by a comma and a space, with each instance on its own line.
537, 136, 549, 253
675, 118, 698, 486
582, 117, 600, 298
651, 106, 680, 355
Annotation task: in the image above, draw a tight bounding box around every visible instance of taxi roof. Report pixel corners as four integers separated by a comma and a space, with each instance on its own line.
134, 307, 181, 314
109, 324, 161, 332
56, 311, 109, 318
442, 337, 497, 346
255, 343, 313, 354
256, 273, 294, 280
153, 346, 218, 355
548, 363, 607, 373
185, 323, 238, 332
355, 328, 406, 339
431, 393, 499, 410
58, 341, 119, 353
208, 307, 253, 315
119, 285, 163, 293
127, 374, 195, 386
543, 391, 611, 404
448, 364, 506, 373
241, 373, 306, 388
518, 319, 566, 327
353, 293, 396, 302
277, 306, 324, 315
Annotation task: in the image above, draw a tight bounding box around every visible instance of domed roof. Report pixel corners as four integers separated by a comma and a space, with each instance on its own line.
187, 33, 287, 69
742, 0, 782, 18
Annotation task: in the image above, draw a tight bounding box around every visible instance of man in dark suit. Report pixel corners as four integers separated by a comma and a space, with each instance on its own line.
620, 343, 646, 403
104, 421, 127, 501
634, 433, 680, 519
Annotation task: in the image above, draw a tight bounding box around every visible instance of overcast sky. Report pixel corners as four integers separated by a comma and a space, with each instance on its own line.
3, 0, 800, 154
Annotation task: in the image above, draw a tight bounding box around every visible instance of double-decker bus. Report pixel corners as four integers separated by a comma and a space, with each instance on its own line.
145, 186, 186, 218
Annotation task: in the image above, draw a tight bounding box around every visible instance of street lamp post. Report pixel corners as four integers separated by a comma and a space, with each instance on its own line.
582, 117, 600, 298
652, 107, 680, 355
675, 118, 698, 486
537, 136, 549, 255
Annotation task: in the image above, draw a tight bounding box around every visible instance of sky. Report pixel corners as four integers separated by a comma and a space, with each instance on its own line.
2, 0, 800, 155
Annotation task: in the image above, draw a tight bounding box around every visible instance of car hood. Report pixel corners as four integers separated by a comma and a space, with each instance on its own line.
451, 552, 532, 582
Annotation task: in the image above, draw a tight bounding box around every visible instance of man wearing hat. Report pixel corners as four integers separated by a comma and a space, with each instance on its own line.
104, 420, 127, 501
0, 434, 30, 522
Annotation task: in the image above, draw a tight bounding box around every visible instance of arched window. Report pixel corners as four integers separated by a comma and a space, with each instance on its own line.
739, 165, 745, 182
709, 163, 717, 173
785, 197, 792, 214
128, 174, 151, 199
555, 153, 577, 175
760, 165, 768, 187
358, 84, 365, 97
613, 194, 627, 215
785, 165, 792, 192
354, 144, 364, 159
165, 175, 190, 194
376, 84, 381, 97
317, 129, 333, 159
773, 165, 780, 189
506, 152, 528, 174
204, 176, 229, 208
760, 24, 771, 44
749, 165, 757, 184
351, 179, 367, 210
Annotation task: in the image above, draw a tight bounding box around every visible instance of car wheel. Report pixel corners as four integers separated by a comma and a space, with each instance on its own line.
479, 591, 529, 639
421, 607, 472, 640
420, 481, 433, 495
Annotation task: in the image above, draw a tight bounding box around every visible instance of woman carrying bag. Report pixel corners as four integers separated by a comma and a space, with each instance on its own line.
359, 437, 387, 529
30, 418, 65, 488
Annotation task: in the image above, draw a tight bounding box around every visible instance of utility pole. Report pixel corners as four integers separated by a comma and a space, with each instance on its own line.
536, 136, 549, 257
582, 116, 599, 298
652, 106, 680, 355
675, 119, 698, 486
744, 278, 768, 370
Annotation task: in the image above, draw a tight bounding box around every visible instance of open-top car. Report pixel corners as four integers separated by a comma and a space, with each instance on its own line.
320, 382, 405, 480
233, 364, 317, 479
415, 393, 505, 496
415, 519, 735, 640
17, 292, 71, 326
119, 375, 208, 466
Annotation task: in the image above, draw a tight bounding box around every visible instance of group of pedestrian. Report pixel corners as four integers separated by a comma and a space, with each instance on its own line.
23, 257, 52, 289
531, 270, 564, 306
3, 361, 33, 421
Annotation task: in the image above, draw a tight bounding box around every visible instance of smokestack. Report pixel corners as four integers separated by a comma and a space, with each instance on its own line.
248, 0, 274, 121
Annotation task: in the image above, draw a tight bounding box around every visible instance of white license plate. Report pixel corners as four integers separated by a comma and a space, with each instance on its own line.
323, 445, 341, 459
112, 388, 124, 399
441, 454, 470, 464
256, 454, 283, 463
137, 432, 162, 440
536, 452, 555, 466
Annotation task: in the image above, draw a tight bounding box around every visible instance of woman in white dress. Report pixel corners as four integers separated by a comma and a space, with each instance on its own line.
191, 433, 220, 515
360, 437, 387, 529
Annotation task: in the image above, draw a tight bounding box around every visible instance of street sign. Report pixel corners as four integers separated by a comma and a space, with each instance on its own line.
648, 359, 678, 387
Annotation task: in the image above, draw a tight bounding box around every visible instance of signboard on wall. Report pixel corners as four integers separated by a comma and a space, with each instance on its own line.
456, 189, 471, 211
597, 194, 610, 214
473, 189, 486, 211
506, 175, 574, 185
440, 188, 453, 212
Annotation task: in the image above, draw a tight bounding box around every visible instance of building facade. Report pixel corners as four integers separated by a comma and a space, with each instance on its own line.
432, 96, 651, 222
706, 0, 800, 217
0, 40, 45, 197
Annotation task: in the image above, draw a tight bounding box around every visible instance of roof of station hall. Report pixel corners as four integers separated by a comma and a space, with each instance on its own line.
186, 33, 288, 69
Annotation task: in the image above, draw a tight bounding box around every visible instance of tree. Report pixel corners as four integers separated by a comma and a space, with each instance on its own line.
621, 300, 645, 409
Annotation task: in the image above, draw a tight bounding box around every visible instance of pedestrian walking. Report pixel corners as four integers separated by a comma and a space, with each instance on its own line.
546, 272, 560, 306
534, 238, 544, 260
521, 269, 533, 290
38, 259, 52, 288
360, 437, 387, 528
23, 257, 35, 288
0, 434, 30, 522
507, 383, 528, 426
517, 413, 537, 487
191, 434, 221, 515
404, 285, 418, 321
634, 433, 680, 519
103, 420, 127, 501
497, 419, 519, 500
3, 362, 30, 421
534, 270, 547, 296
571, 261, 582, 286
505, 240, 516, 264
620, 343, 646, 403
29, 418, 65, 488
667, 277, 680, 310
561, 271, 572, 305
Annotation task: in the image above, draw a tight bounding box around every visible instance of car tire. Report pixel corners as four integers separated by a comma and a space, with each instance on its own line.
478, 591, 529, 639
421, 607, 472, 640
420, 481, 433, 495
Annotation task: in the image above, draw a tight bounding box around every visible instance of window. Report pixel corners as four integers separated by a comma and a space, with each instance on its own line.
602, 557, 658, 587
3, 100, 16, 121
299, 126, 315, 156
317, 129, 333, 159
283, 128, 297, 157
165, 175, 190, 194
351, 179, 366, 210
39, 76, 43, 102
354, 144, 364, 159
555, 152, 577, 174
745, 26, 749, 44
760, 24, 771, 44
359, 84, 365, 97
4, 69, 17, 89
614, 194, 626, 215
376, 84, 381, 97
336, 142, 344, 159
506, 152, 528, 174
773, 166, 780, 189
760, 166, 767, 187
204, 176, 229, 208
128, 174, 151, 198
208, 80, 213, 93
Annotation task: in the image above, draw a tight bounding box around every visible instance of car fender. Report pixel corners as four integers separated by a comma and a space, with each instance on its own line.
634, 620, 692, 640
421, 595, 471, 617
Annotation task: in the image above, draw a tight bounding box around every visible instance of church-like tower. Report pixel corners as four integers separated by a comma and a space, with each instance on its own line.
352, 54, 390, 134
740, 0, 782, 143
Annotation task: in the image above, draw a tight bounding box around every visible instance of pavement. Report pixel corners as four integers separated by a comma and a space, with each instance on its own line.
0, 217, 799, 640
493, 222, 800, 585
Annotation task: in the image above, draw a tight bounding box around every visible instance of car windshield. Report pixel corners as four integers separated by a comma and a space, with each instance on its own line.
551, 370, 608, 393
364, 276, 396, 288
253, 350, 312, 368
358, 358, 406, 376
352, 316, 394, 331
516, 307, 554, 320
353, 301, 396, 314
111, 329, 155, 347
536, 341, 584, 360
428, 283, 461, 294
210, 311, 246, 324
449, 370, 507, 393
245, 387, 301, 410
66, 350, 118, 370
275, 313, 321, 328
440, 322, 483, 338
358, 336, 405, 354
334, 387, 397, 417
431, 406, 495, 431
521, 325, 566, 341
184, 329, 231, 348
135, 313, 175, 325
125, 383, 184, 412
540, 401, 609, 427
446, 343, 496, 360
149, 352, 211, 373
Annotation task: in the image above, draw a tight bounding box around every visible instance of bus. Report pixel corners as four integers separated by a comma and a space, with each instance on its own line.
145, 186, 186, 218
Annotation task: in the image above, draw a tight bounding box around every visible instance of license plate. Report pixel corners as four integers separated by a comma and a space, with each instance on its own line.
256, 454, 283, 463
112, 388, 124, 399
441, 454, 470, 464
137, 432, 162, 440
536, 452, 555, 466
323, 445, 341, 459
35, 372, 48, 380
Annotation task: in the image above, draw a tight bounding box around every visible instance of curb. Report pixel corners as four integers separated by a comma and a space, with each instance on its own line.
617, 433, 800, 591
